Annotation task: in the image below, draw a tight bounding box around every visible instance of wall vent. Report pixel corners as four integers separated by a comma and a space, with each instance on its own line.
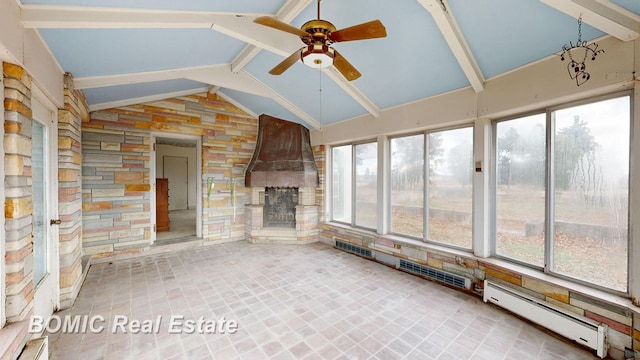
335, 239, 373, 258
399, 259, 471, 289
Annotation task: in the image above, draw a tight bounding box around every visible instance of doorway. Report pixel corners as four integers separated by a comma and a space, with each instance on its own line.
152, 135, 201, 245
32, 91, 59, 326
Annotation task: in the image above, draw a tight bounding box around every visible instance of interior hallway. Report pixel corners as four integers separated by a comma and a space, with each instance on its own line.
155, 209, 197, 245
46, 242, 596, 359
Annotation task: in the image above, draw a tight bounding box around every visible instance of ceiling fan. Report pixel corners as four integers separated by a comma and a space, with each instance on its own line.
253, 0, 387, 81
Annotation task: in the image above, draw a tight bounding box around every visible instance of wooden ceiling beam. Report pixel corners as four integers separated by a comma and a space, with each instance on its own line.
23, 3, 380, 124
418, 0, 485, 93
541, 0, 640, 41
231, 0, 313, 73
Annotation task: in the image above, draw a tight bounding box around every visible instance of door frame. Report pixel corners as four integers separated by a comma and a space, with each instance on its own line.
31, 85, 60, 322
150, 132, 202, 244
0, 70, 5, 327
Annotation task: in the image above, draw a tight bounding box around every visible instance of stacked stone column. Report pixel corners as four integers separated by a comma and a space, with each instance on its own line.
3, 63, 34, 322
58, 73, 86, 308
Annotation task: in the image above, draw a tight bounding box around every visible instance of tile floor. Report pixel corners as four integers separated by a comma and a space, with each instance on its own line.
48, 241, 598, 359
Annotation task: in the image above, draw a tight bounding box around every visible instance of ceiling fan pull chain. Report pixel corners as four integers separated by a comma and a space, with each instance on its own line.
319, 68, 323, 127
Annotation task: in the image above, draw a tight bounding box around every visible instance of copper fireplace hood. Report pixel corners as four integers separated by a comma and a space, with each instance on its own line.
245, 114, 318, 188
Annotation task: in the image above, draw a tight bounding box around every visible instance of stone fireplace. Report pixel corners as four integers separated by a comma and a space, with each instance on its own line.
244, 115, 319, 244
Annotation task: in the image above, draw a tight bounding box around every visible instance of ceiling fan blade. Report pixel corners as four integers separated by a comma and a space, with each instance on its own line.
330, 20, 387, 42
254, 16, 308, 37
269, 48, 304, 75
333, 50, 361, 81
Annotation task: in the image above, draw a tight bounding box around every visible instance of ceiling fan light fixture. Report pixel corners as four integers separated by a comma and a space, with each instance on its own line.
302, 44, 334, 69
253, 0, 386, 80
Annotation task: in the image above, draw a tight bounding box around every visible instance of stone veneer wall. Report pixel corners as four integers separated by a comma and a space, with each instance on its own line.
3, 63, 34, 322
81, 93, 255, 258
58, 73, 87, 308
633, 312, 640, 359
321, 225, 640, 359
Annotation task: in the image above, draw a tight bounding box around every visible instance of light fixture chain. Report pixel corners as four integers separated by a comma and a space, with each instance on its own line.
577, 15, 582, 43
557, 12, 605, 86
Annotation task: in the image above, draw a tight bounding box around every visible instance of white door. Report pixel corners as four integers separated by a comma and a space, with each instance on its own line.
164, 156, 189, 210
32, 94, 59, 324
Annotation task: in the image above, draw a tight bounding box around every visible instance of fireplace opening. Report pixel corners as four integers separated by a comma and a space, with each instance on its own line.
264, 187, 298, 228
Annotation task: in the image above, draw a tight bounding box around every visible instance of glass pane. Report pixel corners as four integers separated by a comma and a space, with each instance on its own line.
495, 114, 546, 266
390, 134, 424, 237
552, 96, 629, 291
32, 121, 48, 285
428, 128, 473, 248
355, 142, 377, 229
332, 145, 352, 223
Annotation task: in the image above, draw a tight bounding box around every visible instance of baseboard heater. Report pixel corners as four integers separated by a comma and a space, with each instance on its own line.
483, 280, 607, 358
18, 337, 48, 360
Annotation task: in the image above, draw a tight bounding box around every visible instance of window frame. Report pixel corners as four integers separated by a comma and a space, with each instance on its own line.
388, 131, 425, 240
329, 143, 353, 226
388, 125, 475, 251
491, 91, 633, 295
353, 141, 379, 230
491, 110, 547, 270
426, 125, 475, 250
329, 139, 379, 231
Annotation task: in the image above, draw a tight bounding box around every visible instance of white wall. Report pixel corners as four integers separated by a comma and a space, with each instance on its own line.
0, 0, 64, 108
155, 144, 198, 209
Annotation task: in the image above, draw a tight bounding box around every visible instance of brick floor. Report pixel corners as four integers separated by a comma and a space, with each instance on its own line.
47, 241, 597, 359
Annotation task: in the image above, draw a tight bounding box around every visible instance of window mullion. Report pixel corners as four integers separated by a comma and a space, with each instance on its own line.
545, 109, 554, 273
630, 91, 639, 301
351, 145, 356, 227
424, 132, 429, 243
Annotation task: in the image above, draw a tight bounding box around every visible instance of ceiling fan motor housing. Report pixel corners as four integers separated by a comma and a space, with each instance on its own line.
301, 19, 336, 45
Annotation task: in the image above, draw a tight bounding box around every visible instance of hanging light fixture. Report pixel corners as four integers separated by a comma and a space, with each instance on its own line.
558, 15, 605, 86
302, 44, 335, 69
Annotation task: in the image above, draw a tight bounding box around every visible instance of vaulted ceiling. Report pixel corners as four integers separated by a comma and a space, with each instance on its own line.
17, 0, 640, 129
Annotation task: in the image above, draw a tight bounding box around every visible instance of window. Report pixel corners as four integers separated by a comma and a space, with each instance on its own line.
331, 145, 352, 223
390, 134, 424, 238
428, 128, 473, 248
495, 114, 546, 266
331, 142, 378, 229
390, 128, 474, 247
551, 96, 629, 291
355, 142, 378, 229
494, 94, 630, 291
